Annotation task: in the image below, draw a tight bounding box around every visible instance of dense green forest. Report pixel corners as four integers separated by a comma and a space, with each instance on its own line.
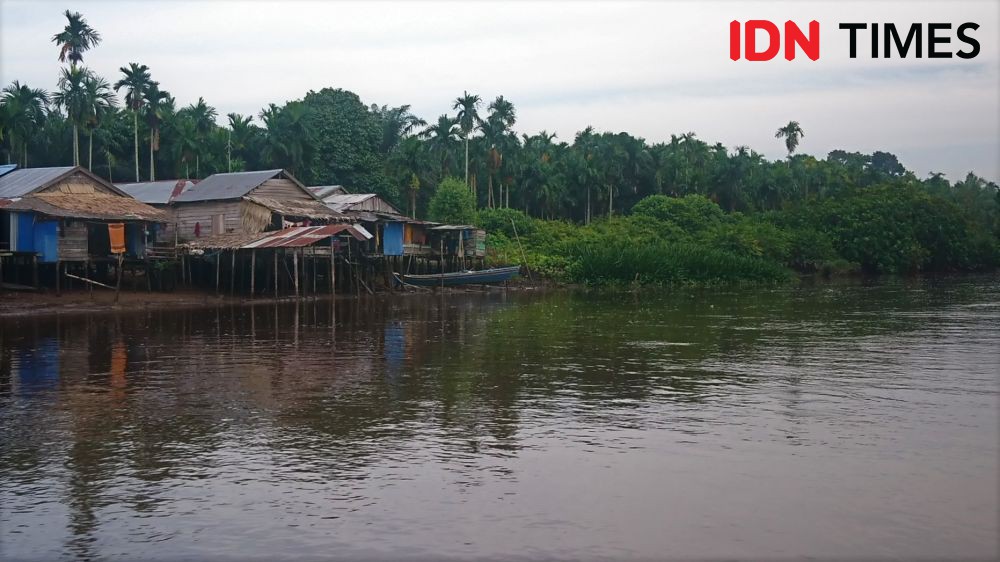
2, 11, 998, 283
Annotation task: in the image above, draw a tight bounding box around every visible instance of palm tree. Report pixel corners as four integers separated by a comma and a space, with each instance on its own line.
82, 73, 117, 170
114, 63, 153, 181
171, 116, 199, 178
226, 113, 256, 172
260, 101, 312, 177
452, 91, 481, 187
487, 96, 516, 129
143, 83, 171, 180
94, 109, 128, 182
371, 104, 426, 153
52, 10, 101, 68
775, 121, 804, 159
184, 97, 217, 177
52, 66, 93, 166
420, 115, 460, 179
0, 82, 49, 167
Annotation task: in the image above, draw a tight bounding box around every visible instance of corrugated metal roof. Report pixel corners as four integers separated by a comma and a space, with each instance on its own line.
0, 164, 18, 178
430, 224, 478, 230
321, 193, 376, 212
117, 179, 195, 204
245, 224, 372, 248
172, 169, 283, 202
0, 167, 75, 198
309, 185, 350, 199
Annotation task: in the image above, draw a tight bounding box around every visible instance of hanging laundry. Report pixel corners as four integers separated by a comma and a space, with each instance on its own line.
108, 223, 126, 254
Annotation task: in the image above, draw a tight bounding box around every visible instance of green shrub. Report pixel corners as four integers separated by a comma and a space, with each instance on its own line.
476, 208, 535, 238
428, 177, 476, 224
631, 194, 725, 233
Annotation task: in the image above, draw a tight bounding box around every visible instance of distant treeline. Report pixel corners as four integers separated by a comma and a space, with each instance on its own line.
3, 10, 999, 281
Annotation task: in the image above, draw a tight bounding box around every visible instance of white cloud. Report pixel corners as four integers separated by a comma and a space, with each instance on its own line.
1, 0, 997, 181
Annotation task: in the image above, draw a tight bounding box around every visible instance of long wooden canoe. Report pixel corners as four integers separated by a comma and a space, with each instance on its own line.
394, 266, 521, 287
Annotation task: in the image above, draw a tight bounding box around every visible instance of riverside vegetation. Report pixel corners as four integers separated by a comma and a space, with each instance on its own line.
2, 11, 998, 286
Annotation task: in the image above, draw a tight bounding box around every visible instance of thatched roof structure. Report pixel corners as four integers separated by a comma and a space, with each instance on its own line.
4, 192, 167, 221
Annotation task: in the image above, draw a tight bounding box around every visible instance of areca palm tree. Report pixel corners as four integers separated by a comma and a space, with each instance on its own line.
775, 120, 804, 159
226, 113, 257, 172
452, 91, 481, 187
52, 10, 101, 68
114, 63, 153, 181
420, 115, 460, 179
52, 66, 93, 166
82, 73, 117, 170
171, 116, 199, 178
0, 82, 49, 167
143, 83, 172, 180
184, 97, 217, 177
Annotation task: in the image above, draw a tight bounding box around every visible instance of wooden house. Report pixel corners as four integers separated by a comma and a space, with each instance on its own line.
168, 169, 344, 242
315, 192, 422, 257
0, 166, 167, 288
116, 179, 196, 243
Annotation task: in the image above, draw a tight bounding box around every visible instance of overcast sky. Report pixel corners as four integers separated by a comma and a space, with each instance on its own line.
2, 1, 997, 181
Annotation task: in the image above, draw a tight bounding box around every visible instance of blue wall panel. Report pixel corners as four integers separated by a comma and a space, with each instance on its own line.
33, 220, 58, 263
14, 212, 35, 252
383, 222, 404, 256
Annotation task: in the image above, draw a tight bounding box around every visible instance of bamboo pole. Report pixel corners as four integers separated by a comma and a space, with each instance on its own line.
65, 271, 116, 290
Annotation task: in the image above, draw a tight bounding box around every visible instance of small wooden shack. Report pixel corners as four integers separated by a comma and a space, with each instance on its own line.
169, 169, 343, 241
0, 166, 167, 290
116, 179, 196, 244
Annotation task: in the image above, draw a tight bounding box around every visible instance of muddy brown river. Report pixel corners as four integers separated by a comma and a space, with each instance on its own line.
1, 277, 998, 560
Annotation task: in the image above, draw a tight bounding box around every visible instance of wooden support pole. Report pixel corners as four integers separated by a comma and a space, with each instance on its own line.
114, 254, 124, 304
56, 260, 61, 296
32, 255, 38, 288
293, 249, 299, 298
250, 249, 256, 298
230, 250, 236, 296
330, 236, 337, 297
215, 252, 221, 295
274, 251, 278, 298
312, 255, 317, 295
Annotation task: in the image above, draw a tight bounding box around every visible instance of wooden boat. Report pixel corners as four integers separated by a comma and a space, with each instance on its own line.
394, 265, 521, 287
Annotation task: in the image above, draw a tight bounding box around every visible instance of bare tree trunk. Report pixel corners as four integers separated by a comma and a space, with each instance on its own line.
586, 186, 591, 224
410, 190, 416, 219
464, 136, 469, 186
88, 133, 93, 170
149, 136, 155, 181
73, 124, 79, 166
133, 111, 140, 182
608, 185, 613, 218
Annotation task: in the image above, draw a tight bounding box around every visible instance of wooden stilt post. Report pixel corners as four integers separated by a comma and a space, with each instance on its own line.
330, 236, 337, 297
32, 255, 38, 288
293, 248, 299, 298
86, 259, 92, 297
56, 260, 61, 296
114, 254, 124, 304
215, 252, 221, 295
250, 249, 256, 298
273, 251, 278, 298
230, 250, 236, 296
312, 255, 317, 295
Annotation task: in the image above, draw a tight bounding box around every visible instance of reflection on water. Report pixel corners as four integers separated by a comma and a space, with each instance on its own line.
1, 278, 998, 560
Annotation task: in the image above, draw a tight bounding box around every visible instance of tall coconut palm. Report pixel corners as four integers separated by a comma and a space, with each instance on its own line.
775, 120, 804, 159
0, 82, 49, 167
185, 97, 217, 177
452, 91, 481, 187
113, 63, 153, 181
52, 66, 93, 166
226, 113, 257, 172
82, 73, 117, 170
143, 83, 171, 181
52, 10, 101, 68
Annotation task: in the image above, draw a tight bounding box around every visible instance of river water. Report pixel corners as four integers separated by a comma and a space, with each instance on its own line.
1, 278, 998, 561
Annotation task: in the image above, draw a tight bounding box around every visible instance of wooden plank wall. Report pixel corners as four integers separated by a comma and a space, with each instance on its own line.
171, 200, 243, 240
252, 179, 313, 201
58, 222, 89, 261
